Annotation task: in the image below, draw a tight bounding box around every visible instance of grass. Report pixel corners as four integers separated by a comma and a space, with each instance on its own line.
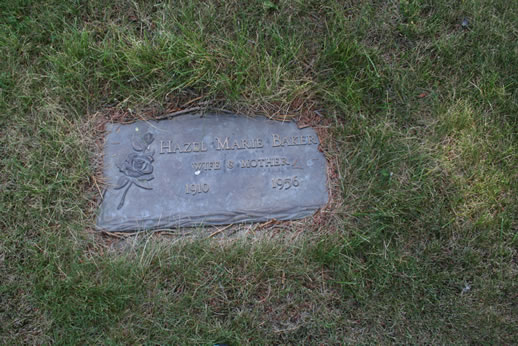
1, 0, 517, 343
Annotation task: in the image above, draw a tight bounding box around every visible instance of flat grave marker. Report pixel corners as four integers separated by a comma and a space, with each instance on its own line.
97, 113, 328, 231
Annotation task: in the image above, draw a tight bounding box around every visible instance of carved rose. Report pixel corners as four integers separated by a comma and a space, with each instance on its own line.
118, 153, 154, 178
114, 132, 155, 209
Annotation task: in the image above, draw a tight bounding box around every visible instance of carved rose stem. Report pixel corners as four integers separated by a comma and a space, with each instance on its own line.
117, 181, 133, 210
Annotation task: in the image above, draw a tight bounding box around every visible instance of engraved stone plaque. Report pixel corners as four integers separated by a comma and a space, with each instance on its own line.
96, 113, 328, 231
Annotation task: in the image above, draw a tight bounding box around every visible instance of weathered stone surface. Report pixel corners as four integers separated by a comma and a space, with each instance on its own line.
96, 113, 328, 231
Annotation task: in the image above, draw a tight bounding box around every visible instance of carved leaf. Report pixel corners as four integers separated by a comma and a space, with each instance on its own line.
143, 133, 154, 145
134, 179, 153, 190
113, 176, 129, 190
131, 134, 146, 152
144, 149, 155, 158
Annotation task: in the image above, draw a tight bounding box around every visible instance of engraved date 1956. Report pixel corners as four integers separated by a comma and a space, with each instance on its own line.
272, 176, 300, 190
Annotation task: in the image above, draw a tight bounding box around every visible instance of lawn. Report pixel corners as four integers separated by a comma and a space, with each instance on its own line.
1, 0, 517, 344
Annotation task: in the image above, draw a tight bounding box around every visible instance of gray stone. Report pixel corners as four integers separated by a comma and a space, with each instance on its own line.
96, 113, 328, 231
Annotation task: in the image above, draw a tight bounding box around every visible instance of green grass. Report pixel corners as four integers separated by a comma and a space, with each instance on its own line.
1, 0, 517, 343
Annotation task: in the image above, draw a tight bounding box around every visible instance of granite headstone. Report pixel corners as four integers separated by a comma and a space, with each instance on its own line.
97, 113, 328, 231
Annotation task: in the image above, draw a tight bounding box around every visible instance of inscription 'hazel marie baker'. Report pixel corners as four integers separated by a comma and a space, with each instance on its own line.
159, 134, 318, 154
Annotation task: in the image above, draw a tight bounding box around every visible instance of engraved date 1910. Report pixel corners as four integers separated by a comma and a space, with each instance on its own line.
185, 183, 210, 195
272, 176, 300, 190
